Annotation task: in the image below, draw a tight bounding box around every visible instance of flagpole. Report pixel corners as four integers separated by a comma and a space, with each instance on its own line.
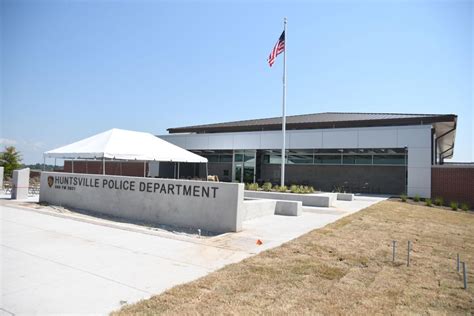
281, 17, 287, 187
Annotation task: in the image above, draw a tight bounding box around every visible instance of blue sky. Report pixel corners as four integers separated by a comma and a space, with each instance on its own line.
1, 0, 472, 164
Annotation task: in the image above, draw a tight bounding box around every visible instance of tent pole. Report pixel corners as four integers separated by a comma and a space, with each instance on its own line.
143, 161, 146, 177
177, 162, 180, 179
103, 157, 105, 175
72, 159, 74, 174
205, 163, 209, 181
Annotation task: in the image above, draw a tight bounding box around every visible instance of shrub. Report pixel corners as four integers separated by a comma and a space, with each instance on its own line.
280, 184, 315, 194
262, 182, 273, 192
400, 194, 407, 202
292, 185, 313, 194
245, 183, 259, 191
461, 203, 470, 212
290, 185, 300, 194
278, 185, 288, 193
332, 185, 343, 193
413, 195, 420, 202
425, 198, 432, 207
303, 186, 315, 194
450, 201, 458, 211
434, 197, 444, 206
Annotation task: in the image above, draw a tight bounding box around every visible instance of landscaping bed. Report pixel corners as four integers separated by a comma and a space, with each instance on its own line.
245, 182, 316, 194
396, 195, 472, 212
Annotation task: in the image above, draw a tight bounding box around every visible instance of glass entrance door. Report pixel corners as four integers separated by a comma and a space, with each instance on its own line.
234, 163, 243, 183
233, 150, 256, 183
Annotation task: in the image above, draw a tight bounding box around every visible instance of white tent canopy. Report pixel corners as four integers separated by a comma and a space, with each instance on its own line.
44, 128, 208, 163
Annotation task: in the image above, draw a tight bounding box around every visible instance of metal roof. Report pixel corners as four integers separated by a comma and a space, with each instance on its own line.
167, 112, 457, 134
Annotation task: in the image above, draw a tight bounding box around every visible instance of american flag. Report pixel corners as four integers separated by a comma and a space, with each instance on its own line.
268, 31, 285, 67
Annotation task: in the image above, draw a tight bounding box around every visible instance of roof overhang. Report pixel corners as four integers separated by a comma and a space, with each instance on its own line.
167, 114, 458, 134
434, 119, 457, 160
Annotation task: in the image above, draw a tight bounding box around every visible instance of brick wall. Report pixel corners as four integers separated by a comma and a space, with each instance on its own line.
63, 161, 148, 177
432, 166, 474, 207
64, 161, 212, 179
260, 164, 406, 195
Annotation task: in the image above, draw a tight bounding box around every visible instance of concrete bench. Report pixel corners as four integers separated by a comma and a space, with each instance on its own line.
241, 199, 276, 221
275, 200, 302, 216
242, 198, 302, 220
337, 193, 354, 201
244, 190, 336, 207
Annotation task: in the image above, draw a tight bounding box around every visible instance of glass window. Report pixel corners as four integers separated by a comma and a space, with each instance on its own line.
263, 154, 283, 164
315, 155, 341, 164
269, 155, 282, 164
206, 155, 219, 163
261, 148, 407, 166
343, 155, 372, 165
373, 155, 406, 165
244, 153, 255, 162
220, 155, 233, 163
234, 153, 243, 162
287, 155, 313, 164
288, 149, 313, 155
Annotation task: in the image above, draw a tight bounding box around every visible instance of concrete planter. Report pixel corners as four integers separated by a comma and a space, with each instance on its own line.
244, 190, 336, 207
337, 193, 354, 201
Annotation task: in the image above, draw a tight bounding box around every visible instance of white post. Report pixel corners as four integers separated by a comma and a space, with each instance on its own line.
102, 157, 105, 175
43, 156, 46, 171
280, 17, 287, 187
143, 161, 146, 177
72, 159, 74, 173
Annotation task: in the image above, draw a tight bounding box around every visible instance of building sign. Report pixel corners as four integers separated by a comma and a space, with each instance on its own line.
47, 174, 219, 198
40, 172, 243, 233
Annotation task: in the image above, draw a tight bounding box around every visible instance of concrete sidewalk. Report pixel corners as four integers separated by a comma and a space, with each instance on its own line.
0, 196, 385, 314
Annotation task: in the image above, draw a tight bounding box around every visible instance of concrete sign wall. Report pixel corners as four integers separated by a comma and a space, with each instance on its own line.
12, 168, 30, 200
40, 172, 244, 233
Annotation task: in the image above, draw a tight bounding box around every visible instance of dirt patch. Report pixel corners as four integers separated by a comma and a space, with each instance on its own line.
113, 201, 474, 315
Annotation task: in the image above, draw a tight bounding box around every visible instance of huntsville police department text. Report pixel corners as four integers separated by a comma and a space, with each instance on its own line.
50, 175, 220, 198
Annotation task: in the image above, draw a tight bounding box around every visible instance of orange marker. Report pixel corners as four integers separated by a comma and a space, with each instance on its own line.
256, 239, 263, 245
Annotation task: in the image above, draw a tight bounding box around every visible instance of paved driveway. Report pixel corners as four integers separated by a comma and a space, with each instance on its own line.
1, 196, 385, 314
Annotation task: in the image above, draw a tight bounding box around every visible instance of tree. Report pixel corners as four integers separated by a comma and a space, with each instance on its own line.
0, 146, 22, 179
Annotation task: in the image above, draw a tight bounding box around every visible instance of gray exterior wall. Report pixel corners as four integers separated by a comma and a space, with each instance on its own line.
160, 124, 432, 197
208, 163, 232, 182
260, 164, 406, 195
